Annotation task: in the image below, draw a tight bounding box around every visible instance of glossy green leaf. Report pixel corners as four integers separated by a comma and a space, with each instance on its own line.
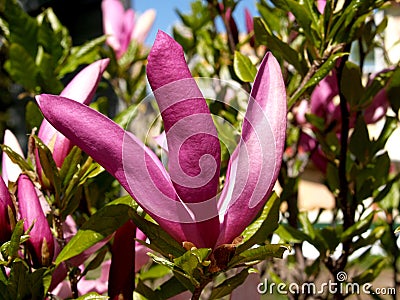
233, 51, 257, 82
7, 220, 24, 260
254, 17, 305, 75
4, 43, 38, 91
173, 248, 211, 279
58, 36, 106, 78
59, 146, 82, 189
55, 196, 136, 265
289, 52, 348, 108
341, 212, 374, 243
228, 244, 289, 268
25, 101, 44, 132
275, 224, 311, 244
3, 0, 39, 57
33, 135, 61, 202
352, 257, 387, 285
0, 145, 33, 173
209, 268, 251, 299
237, 192, 280, 253
130, 211, 185, 258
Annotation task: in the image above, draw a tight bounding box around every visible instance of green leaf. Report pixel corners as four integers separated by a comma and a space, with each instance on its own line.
254, 17, 305, 75
209, 268, 252, 299
173, 248, 211, 279
349, 117, 371, 163
371, 116, 397, 155
289, 52, 348, 108
4, 0, 39, 57
154, 276, 189, 299
352, 257, 387, 285
341, 212, 374, 243
55, 196, 136, 265
130, 211, 185, 258
275, 224, 312, 244
271, 0, 320, 45
340, 61, 364, 107
352, 226, 385, 251
237, 192, 280, 253
135, 280, 161, 300
25, 101, 44, 132
36, 50, 63, 94
233, 51, 257, 82
387, 68, 400, 113
0, 145, 33, 173
80, 247, 108, 278
73, 292, 109, 300
33, 135, 61, 202
395, 226, 400, 234
228, 244, 289, 268
59, 36, 106, 78
7, 220, 24, 260
59, 146, 82, 189
139, 264, 170, 281
4, 43, 38, 91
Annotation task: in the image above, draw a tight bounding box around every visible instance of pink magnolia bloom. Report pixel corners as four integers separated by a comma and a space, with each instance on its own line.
36, 59, 109, 184
2, 129, 24, 184
296, 69, 390, 173
102, 0, 156, 58
36, 31, 286, 250
0, 177, 15, 244
17, 174, 54, 267
317, 0, 326, 14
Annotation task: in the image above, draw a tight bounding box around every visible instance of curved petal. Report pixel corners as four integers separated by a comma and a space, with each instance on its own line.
147, 31, 221, 203
132, 9, 156, 44
217, 53, 286, 246
0, 177, 14, 243
147, 30, 221, 247
18, 174, 54, 267
2, 129, 24, 184
38, 59, 109, 169
36, 94, 210, 247
102, 0, 124, 56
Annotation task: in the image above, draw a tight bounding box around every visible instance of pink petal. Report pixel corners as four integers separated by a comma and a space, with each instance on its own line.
217, 53, 286, 245
102, 0, 125, 56
17, 174, 54, 267
109, 220, 136, 300
230, 270, 261, 300
38, 59, 109, 169
36, 94, 209, 247
147, 30, 221, 247
317, 0, 326, 14
131, 9, 156, 44
0, 177, 14, 243
2, 129, 24, 184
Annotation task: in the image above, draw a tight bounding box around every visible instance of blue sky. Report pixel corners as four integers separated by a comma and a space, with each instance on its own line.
132, 0, 259, 45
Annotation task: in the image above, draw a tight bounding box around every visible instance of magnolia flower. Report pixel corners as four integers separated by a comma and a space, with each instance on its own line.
17, 174, 54, 267
295, 69, 390, 173
36, 59, 109, 184
2, 129, 24, 184
36, 31, 286, 251
102, 0, 156, 58
0, 177, 15, 244
316, 0, 326, 14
